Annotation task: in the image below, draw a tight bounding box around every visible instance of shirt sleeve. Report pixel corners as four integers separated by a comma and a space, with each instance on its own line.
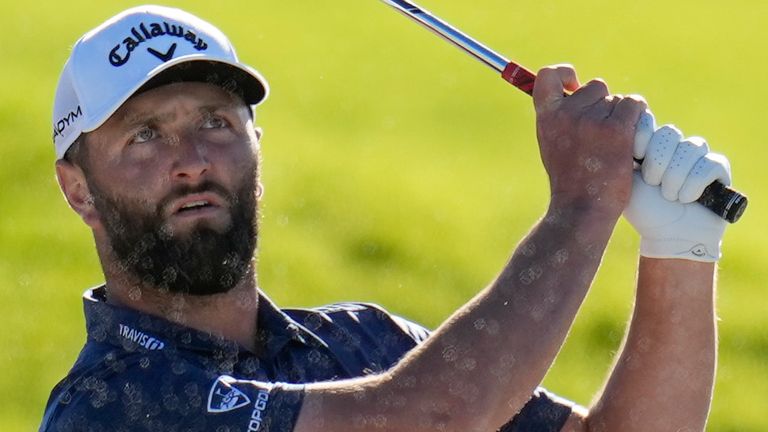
497, 387, 574, 432
41, 366, 305, 432
390, 313, 432, 344
205, 376, 306, 432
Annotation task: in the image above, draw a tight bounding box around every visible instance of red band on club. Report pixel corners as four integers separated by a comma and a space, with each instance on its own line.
502, 62, 536, 96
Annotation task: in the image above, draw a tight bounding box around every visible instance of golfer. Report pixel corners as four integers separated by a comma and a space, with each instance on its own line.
41, 5, 731, 432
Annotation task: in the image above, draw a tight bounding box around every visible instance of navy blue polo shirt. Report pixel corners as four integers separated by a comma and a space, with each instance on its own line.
40, 286, 573, 431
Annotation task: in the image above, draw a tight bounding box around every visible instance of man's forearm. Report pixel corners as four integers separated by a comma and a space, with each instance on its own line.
297, 204, 618, 432
586, 258, 717, 431
391, 204, 619, 430
296, 64, 648, 432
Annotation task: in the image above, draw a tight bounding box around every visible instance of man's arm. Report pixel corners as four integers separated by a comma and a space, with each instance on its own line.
293, 66, 647, 432
561, 117, 729, 431
561, 258, 717, 431
294, 204, 616, 432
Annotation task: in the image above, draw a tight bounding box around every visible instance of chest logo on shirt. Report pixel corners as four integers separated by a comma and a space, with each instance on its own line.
208, 375, 252, 413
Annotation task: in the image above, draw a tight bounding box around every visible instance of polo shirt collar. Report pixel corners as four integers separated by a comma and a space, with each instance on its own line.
82, 285, 325, 359
254, 291, 328, 357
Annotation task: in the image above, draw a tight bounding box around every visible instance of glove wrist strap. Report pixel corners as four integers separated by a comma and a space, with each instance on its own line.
639, 238, 721, 263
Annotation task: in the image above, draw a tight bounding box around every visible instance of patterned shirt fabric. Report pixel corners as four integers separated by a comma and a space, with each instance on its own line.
40, 286, 572, 431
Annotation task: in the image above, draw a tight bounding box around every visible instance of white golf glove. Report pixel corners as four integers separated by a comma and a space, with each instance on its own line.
624, 111, 731, 262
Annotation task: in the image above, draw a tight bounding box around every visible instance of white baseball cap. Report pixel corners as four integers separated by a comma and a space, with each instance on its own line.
52, 5, 269, 160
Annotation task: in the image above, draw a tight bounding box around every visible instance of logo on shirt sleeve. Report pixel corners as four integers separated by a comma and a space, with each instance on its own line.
207, 375, 252, 413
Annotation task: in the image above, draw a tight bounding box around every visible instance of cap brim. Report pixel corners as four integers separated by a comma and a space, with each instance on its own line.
82, 54, 269, 134
138, 58, 268, 104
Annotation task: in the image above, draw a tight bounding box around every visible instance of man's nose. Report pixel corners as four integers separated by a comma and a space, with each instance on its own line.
170, 133, 211, 181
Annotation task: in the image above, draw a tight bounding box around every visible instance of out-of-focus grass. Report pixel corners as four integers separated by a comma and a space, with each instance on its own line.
1, 0, 766, 430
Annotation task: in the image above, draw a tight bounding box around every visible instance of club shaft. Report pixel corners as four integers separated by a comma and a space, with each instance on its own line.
381, 0, 536, 94
381, 0, 508, 72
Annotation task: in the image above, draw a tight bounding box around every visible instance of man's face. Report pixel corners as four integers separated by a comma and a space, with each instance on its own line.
79, 81, 261, 296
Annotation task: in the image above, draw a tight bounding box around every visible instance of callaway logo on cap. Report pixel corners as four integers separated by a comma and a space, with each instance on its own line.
52, 5, 269, 160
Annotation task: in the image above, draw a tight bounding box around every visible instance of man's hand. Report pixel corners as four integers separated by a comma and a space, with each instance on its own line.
533, 65, 647, 219
625, 119, 731, 261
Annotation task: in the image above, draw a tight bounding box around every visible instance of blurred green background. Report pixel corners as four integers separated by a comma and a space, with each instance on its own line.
1, 0, 766, 430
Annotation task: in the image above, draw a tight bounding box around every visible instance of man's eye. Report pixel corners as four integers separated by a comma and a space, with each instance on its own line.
131, 127, 157, 144
202, 116, 228, 129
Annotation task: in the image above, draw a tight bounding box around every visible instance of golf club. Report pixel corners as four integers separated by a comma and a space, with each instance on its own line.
379, 0, 748, 223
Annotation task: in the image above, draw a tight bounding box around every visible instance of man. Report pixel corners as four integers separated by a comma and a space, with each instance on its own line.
41, 5, 731, 432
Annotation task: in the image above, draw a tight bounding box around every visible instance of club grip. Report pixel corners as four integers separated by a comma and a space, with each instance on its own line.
697, 181, 748, 223
502, 64, 749, 223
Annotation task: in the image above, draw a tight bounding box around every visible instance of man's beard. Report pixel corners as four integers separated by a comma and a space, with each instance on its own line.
90, 174, 258, 296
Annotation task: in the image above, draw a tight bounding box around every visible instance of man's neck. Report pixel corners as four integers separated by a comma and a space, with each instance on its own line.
103, 267, 261, 352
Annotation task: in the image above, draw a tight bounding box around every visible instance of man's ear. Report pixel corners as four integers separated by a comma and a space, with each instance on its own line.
55, 159, 101, 229
256, 181, 265, 199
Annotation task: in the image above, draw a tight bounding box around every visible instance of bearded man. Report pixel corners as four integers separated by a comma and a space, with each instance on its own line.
41, 5, 730, 432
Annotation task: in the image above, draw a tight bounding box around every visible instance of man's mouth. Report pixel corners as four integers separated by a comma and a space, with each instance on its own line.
177, 200, 214, 213
169, 193, 225, 218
